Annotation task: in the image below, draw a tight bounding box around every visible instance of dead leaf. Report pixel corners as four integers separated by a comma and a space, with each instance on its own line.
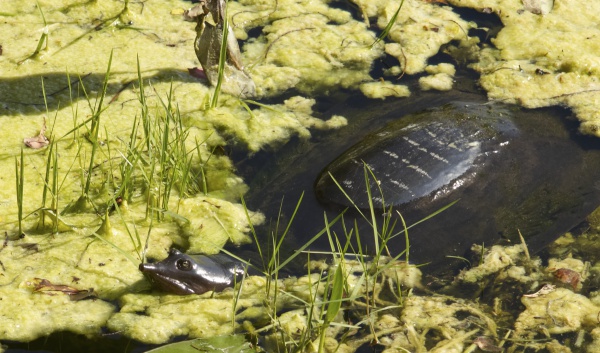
24, 118, 50, 149
32, 278, 97, 301
473, 336, 502, 352
522, 0, 553, 15
183, 4, 208, 22
523, 283, 556, 297
188, 67, 208, 80
553, 268, 581, 290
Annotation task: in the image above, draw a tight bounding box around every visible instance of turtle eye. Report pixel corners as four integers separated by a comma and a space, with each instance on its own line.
176, 259, 192, 271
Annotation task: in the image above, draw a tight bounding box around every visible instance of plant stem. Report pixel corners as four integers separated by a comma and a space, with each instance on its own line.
210, 0, 229, 108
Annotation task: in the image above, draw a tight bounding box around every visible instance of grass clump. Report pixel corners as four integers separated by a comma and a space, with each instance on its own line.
8, 51, 223, 261
233, 164, 438, 352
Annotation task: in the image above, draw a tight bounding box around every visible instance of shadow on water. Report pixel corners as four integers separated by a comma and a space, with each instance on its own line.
240, 75, 600, 275
4, 331, 158, 353
0, 69, 203, 115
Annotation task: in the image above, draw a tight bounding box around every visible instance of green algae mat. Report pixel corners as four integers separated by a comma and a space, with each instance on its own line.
2, 0, 600, 352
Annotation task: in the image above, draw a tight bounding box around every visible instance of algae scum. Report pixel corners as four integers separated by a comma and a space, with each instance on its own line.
1, 0, 600, 352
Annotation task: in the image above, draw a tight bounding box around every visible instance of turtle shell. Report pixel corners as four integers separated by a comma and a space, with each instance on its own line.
312, 101, 600, 267
244, 94, 600, 270
315, 102, 519, 211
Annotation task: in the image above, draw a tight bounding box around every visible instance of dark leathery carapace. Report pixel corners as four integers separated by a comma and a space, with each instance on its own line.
139, 249, 247, 295
314, 101, 600, 267
315, 102, 520, 210
242, 90, 600, 272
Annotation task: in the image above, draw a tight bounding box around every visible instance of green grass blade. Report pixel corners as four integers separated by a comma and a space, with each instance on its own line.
324, 264, 344, 323
91, 230, 140, 266
15, 147, 25, 236
371, 0, 404, 47
83, 51, 113, 195
391, 199, 460, 239
274, 211, 344, 273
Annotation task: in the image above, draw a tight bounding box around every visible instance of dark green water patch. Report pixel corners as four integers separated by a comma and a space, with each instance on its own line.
244, 86, 600, 273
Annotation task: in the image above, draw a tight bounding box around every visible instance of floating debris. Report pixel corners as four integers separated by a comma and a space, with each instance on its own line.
184, 0, 256, 98
23, 118, 49, 149
552, 268, 581, 290
523, 283, 556, 298
31, 278, 97, 301
472, 336, 502, 352
522, 0, 554, 15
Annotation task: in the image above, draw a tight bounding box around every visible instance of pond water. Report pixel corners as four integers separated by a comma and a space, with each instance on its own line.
2, 0, 600, 352
243, 78, 600, 272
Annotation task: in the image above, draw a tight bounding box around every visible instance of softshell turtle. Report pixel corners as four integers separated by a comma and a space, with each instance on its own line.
314, 101, 600, 267
243, 91, 600, 271
139, 249, 247, 295
315, 102, 519, 210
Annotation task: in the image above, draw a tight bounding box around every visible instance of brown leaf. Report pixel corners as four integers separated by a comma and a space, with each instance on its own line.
32, 278, 97, 301
553, 268, 580, 290
24, 118, 50, 149
473, 336, 502, 352
183, 4, 208, 22
68, 289, 97, 301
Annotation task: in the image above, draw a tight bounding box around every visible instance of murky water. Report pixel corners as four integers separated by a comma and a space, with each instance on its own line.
243, 75, 600, 273
2, 0, 600, 351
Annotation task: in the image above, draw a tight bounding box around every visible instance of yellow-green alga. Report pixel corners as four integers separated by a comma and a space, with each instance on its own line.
2, 0, 600, 350
450, 0, 600, 136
